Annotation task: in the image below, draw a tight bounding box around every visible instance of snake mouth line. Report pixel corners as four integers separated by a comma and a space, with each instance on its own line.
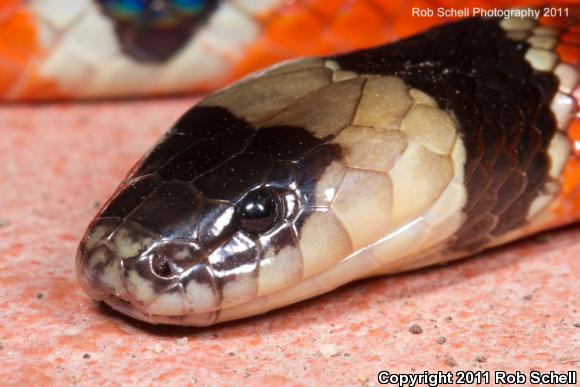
102, 292, 219, 326
103, 294, 182, 325
103, 295, 163, 324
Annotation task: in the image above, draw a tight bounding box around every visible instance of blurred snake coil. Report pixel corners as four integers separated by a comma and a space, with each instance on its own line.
2, 0, 580, 326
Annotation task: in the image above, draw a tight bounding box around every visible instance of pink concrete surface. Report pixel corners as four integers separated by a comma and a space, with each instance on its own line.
0, 99, 579, 386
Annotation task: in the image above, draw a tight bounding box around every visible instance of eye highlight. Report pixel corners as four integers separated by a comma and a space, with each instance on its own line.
239, 189, 280, 235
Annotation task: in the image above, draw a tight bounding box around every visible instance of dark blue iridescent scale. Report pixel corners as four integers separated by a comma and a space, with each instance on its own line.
95, 0, 218, 62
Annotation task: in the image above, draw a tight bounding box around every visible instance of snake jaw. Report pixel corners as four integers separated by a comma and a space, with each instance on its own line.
103, 293, 219, 326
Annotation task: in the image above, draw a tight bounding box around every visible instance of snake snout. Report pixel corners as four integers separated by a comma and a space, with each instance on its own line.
76, 218, 160, 304
76, 215, 224, 323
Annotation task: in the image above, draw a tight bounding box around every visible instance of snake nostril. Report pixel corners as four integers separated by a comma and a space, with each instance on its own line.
151, 254, 175, 278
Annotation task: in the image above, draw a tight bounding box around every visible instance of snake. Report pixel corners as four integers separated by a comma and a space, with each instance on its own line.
4, 1, 580, 326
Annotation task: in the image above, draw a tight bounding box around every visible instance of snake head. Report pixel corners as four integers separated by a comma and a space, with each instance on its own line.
75, 47, 472, 326
76, 60, 353, 325
75, 52, 469, 326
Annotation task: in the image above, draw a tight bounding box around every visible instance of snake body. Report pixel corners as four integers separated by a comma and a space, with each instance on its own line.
4, 2, 579, 326
3, 0, 571, 100
72, 6, 580, 326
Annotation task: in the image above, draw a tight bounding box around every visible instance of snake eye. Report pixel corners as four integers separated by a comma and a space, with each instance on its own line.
239, 189, 280, 235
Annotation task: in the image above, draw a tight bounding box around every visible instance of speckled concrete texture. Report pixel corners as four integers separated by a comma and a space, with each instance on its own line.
0, 99, 579, 386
